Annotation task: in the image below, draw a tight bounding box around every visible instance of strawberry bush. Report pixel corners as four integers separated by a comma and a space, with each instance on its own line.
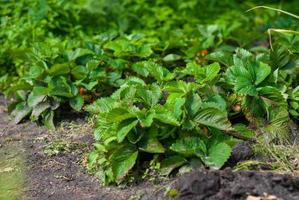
1, 0, 299, 184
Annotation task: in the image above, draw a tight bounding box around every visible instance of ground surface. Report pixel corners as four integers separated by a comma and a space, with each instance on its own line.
1, 96, 299, 200
0, 97, 155, 200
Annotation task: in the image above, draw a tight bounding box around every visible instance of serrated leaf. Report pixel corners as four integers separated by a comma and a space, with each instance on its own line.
163, 54, 182, 62
257, 86, 288, 107
170, 137, 206, 157
206, 51, 233, 66
160, 155, 187, 176
105, 108, 137, 123
225, 50, 271, 96
67, 48, 94, 61
117, 120, 138, 142
81, 81, 98, 90
225, 65, 257, 96
133, 61, 173, 82
254, 62, 271, 85
43, 110, 55, 130
153, 105, 180, 126
71, 65, 88, 80
27, 65, 45, 79
127, 127, 144, 144
11, 103, 32, 124
27, 87, 48, 107
136, 110, 154, 127
86, 97, 117, 114
110, 145, 138, 182
196, 62, 220, 84
48, 76, 73, 98
205, 142, 232, 169
48, 63, 70, 76
30, 102, 51, 121
132, 62, 150, 77
185, 93, 201, 117
270, 45, 290, 69
233, 124, 255, 139
88, 151, 99, 168
137, 84, 162, 107
69, 95, 84, 112
193, 107, 232, 131
139, 136, 165, 153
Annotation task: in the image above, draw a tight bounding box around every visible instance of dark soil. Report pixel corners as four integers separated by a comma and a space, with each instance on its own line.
173, 169, 299, 200
1, 96, 299, 200
0, 98, 156, 200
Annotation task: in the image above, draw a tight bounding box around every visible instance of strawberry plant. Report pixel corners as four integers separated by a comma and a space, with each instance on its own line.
86, 61, 248, 184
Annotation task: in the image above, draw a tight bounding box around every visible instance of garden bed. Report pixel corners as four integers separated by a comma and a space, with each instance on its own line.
1, 97, 299, 200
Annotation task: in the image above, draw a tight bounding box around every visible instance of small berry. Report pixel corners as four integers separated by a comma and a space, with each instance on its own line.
232, 104, 241, 112
79, 87, 86, 95
200, 49, 209, 56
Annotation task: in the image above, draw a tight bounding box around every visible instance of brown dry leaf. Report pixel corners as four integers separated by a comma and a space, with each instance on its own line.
247, 195, 261, 200
246, 194, 279, 200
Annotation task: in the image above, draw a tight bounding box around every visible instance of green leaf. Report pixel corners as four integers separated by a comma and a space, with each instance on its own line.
225, 65, 257, 96
163, 54, 182, 62
132, 61, 173, 81
43, 110, 55, 130
257, 86, 288, 107
110, 145, 138, 182
270, 45, 290, 69
117, 120, 138, 142
11, 103, 32, 124
200, 62, 220, 83
71, 65, 88, 80
137, 84, 162, 107
137, 44, 153, 57
268, 107, 289, 127
193, 107, 232, 131
170, 137, 206, 157
205, 95, 227, 111
136, 110, 154, 127
205, 143, 232, 169
244, 96, 266, 118
27, 65, 45, 79
105, 108, 136, 123
206, 51, 233, 66
127, 128, 144, 144
139, 137, 165, 153
165, 80, 198, 95
88, 151, 99, 168
185, 93, 201, 117
48, 76, 73, 98
167, 97, 185, 119
30, 102, 50, 121
233, 124, 255, 139
67, 48, 94, 61
185, 62, 220, 84
132, 62, 150, 77
27, 87, 48, 107
235, 76, 257, 96
48, 63, 70, 76
81, 81, 98, 90
86, 97, 117, 114
160, 155, 187, 176
153, 105, 180, 126
225, 50, 271, 96
254, 62, 271, 85
104, 39, 152, 58
69, 95, 84, 112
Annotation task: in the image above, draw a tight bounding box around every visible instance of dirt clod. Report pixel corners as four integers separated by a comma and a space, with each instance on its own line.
173, 169, 299, 200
